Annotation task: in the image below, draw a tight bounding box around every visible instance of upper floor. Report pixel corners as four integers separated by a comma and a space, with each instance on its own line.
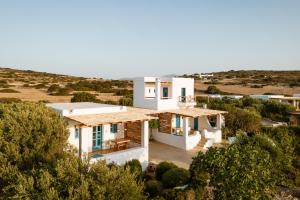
133, 77, 196, 110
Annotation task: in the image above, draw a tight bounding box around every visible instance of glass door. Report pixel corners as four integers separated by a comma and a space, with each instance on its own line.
194, 117, 199, 130
92, 125, 103, 150
176, 115, 181, 128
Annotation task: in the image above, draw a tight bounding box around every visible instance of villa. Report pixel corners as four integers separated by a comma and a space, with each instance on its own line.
47, 77, 226, 169
134, 77, 226, 150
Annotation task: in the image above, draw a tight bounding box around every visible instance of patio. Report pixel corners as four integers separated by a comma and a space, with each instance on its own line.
149, 141, 205, 169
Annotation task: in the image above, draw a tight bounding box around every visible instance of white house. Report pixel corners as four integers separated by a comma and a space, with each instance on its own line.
47, 77, 226, 169
134, 77, 196, 110
133, 77, 226, 151
47, 102, 156, 169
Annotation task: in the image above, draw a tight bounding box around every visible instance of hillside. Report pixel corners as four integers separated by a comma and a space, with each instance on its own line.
0, 68, 300, 103
186, 70, 300, 95
0, 67, 132, 103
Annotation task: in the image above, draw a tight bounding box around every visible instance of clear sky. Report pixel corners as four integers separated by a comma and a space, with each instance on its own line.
0, 0, 299, 79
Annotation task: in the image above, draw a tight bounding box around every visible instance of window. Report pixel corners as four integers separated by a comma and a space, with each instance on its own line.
176, 115, 181, 128
154, 89, 155, 93
75, 127, 81, 139
194, 117, 199, 130
93, 125, 102, 149
163, 87, 168, 98
149, 89, 151, 93
110, 123, 118, 133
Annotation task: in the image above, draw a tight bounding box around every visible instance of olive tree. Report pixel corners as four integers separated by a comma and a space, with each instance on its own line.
0, 102, 145, 199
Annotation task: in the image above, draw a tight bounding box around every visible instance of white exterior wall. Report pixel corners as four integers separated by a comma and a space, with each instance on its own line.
152, 131, 201, 150
91, 147, 149, 170
133, 78, 157, 109
133, 77, 195, 110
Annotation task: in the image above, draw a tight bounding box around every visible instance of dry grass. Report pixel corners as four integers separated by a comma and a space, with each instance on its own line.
195, 80, 300, 95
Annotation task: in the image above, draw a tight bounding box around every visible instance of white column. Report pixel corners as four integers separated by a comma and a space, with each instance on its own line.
293, 100, 297, 108
155, 78, 161, 101
216, 114, 223, 129
183, 117, 189, 150
142, 120, 149, 148
142, 120, 149, 170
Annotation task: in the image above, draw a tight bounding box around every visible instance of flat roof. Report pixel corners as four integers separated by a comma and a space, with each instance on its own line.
65, 107, 158, 126
47, 102, 121, 110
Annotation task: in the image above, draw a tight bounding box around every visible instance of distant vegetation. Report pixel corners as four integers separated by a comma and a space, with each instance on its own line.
196, 96, 295, 136
184, 70, 300, 88
0, 88, 20, 93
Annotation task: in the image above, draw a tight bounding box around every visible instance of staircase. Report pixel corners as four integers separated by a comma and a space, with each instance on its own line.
191, 137, 208, 152
197, 137, 208, 149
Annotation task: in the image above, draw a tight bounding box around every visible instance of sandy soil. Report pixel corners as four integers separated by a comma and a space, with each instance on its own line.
195, 80, 300, 95
0, 87, 122, 103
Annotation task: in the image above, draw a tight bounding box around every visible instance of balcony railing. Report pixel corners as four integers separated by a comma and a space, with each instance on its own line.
88, 138, 141, 157
178, 95, 196, 103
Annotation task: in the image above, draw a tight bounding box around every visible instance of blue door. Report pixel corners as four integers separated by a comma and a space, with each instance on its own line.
92, 125, 103, 150
194, 117, 199, 130
176, 115, 181, 128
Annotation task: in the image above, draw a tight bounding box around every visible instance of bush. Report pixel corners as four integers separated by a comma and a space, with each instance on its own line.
0, 97, 22, 103
47, 84, 60, 93
162, 168, 190, 188
124, 159, 142, 179
145, 180, 160, 197
155, 161, 178, 181
261, 100, 295, 122
225, 107, 261, 135
71, 92, 97, 102
119, 97, 133, 106
206, 85, 221, 94
52, 87, 72, 96
0, 88, 20, 93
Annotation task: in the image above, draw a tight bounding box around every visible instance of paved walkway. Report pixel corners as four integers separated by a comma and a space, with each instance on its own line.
149, 141, 204, 169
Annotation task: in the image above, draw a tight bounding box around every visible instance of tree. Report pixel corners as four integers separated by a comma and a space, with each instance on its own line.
0, 102, 145, 199
161, 168, 190, 188
0, 102, 69, 170
206, 85, 221, 94
261, 100, 295, 122
71, 92, 97, 102
225, 107, 261, 135
155, 161, 178, 181
47, 84, 60, 93
190, 135, 279, 199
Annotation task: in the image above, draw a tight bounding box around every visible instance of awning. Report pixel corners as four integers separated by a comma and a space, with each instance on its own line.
65, 107, 158, 126
159, 108, 227, 118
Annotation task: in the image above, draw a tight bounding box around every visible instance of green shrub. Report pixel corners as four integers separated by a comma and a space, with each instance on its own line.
155, 161, 178, 181
162, 168, 190, 188
145, 180, 160, 197
119, 97, 133, 106
0, 88, 20, 93
149, 119, 160, 129
124, 159, 142, 178
52, 87, 72, 96
206, 85, 221, 94
71, 92, 97, 102
47, 84, 60, 93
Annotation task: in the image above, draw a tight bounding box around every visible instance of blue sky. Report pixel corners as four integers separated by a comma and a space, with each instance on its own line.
0, 0, 299, 79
